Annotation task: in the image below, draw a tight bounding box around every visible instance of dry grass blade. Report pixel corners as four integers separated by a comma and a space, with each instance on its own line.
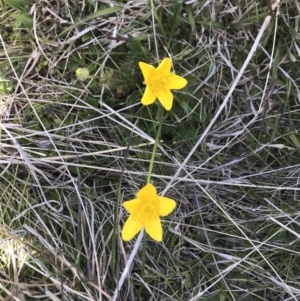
1, 0, 300, 300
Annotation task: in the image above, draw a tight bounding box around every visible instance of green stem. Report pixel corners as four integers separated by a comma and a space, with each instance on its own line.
141, 108, 163, 277
146, 109, 163, 184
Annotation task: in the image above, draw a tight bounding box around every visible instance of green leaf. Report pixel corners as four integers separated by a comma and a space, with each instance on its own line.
5, 0, 27, 12
58, 6, 122, 37
126, 89, 142, 107
12, 13, 33, 29
167, 2, 183, 38
127, 39, 144, 56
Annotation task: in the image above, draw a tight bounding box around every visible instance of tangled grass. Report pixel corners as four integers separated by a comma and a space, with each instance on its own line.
0, 0, 300, 300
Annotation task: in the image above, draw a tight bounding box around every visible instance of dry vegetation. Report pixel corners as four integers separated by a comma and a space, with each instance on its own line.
0, 0, 300, 300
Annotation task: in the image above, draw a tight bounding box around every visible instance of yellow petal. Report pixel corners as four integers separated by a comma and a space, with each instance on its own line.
139, 62, 155, 82
137, 183, 157, 199
156, 89, 173, 111
158, 196, 176, 216
156, 57, 172, 76
123, 199, 140, 214
121, 215, 143, 241
144, 217, 162, 241
141, 86, 156, 106
167, 73, 187, 90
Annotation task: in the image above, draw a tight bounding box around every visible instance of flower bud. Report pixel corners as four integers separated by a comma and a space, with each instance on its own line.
76, 68, 90, 81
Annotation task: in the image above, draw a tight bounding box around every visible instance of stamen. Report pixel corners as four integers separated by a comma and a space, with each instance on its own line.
132, 196, 160, 223
148, 76, 168, 94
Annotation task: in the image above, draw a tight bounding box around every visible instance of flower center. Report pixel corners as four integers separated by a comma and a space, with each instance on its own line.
132, 195, 159, 224
148, 76, 168, 94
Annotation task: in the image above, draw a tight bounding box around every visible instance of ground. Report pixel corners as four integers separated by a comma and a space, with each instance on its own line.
0, 0, 300, 300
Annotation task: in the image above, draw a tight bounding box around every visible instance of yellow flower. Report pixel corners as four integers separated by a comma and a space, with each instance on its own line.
76, 68, 90, 81
121, 183, 176, 242
139, 57, 187, 111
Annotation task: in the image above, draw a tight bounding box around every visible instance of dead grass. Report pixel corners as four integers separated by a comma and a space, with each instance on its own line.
0, 0, 300, 300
